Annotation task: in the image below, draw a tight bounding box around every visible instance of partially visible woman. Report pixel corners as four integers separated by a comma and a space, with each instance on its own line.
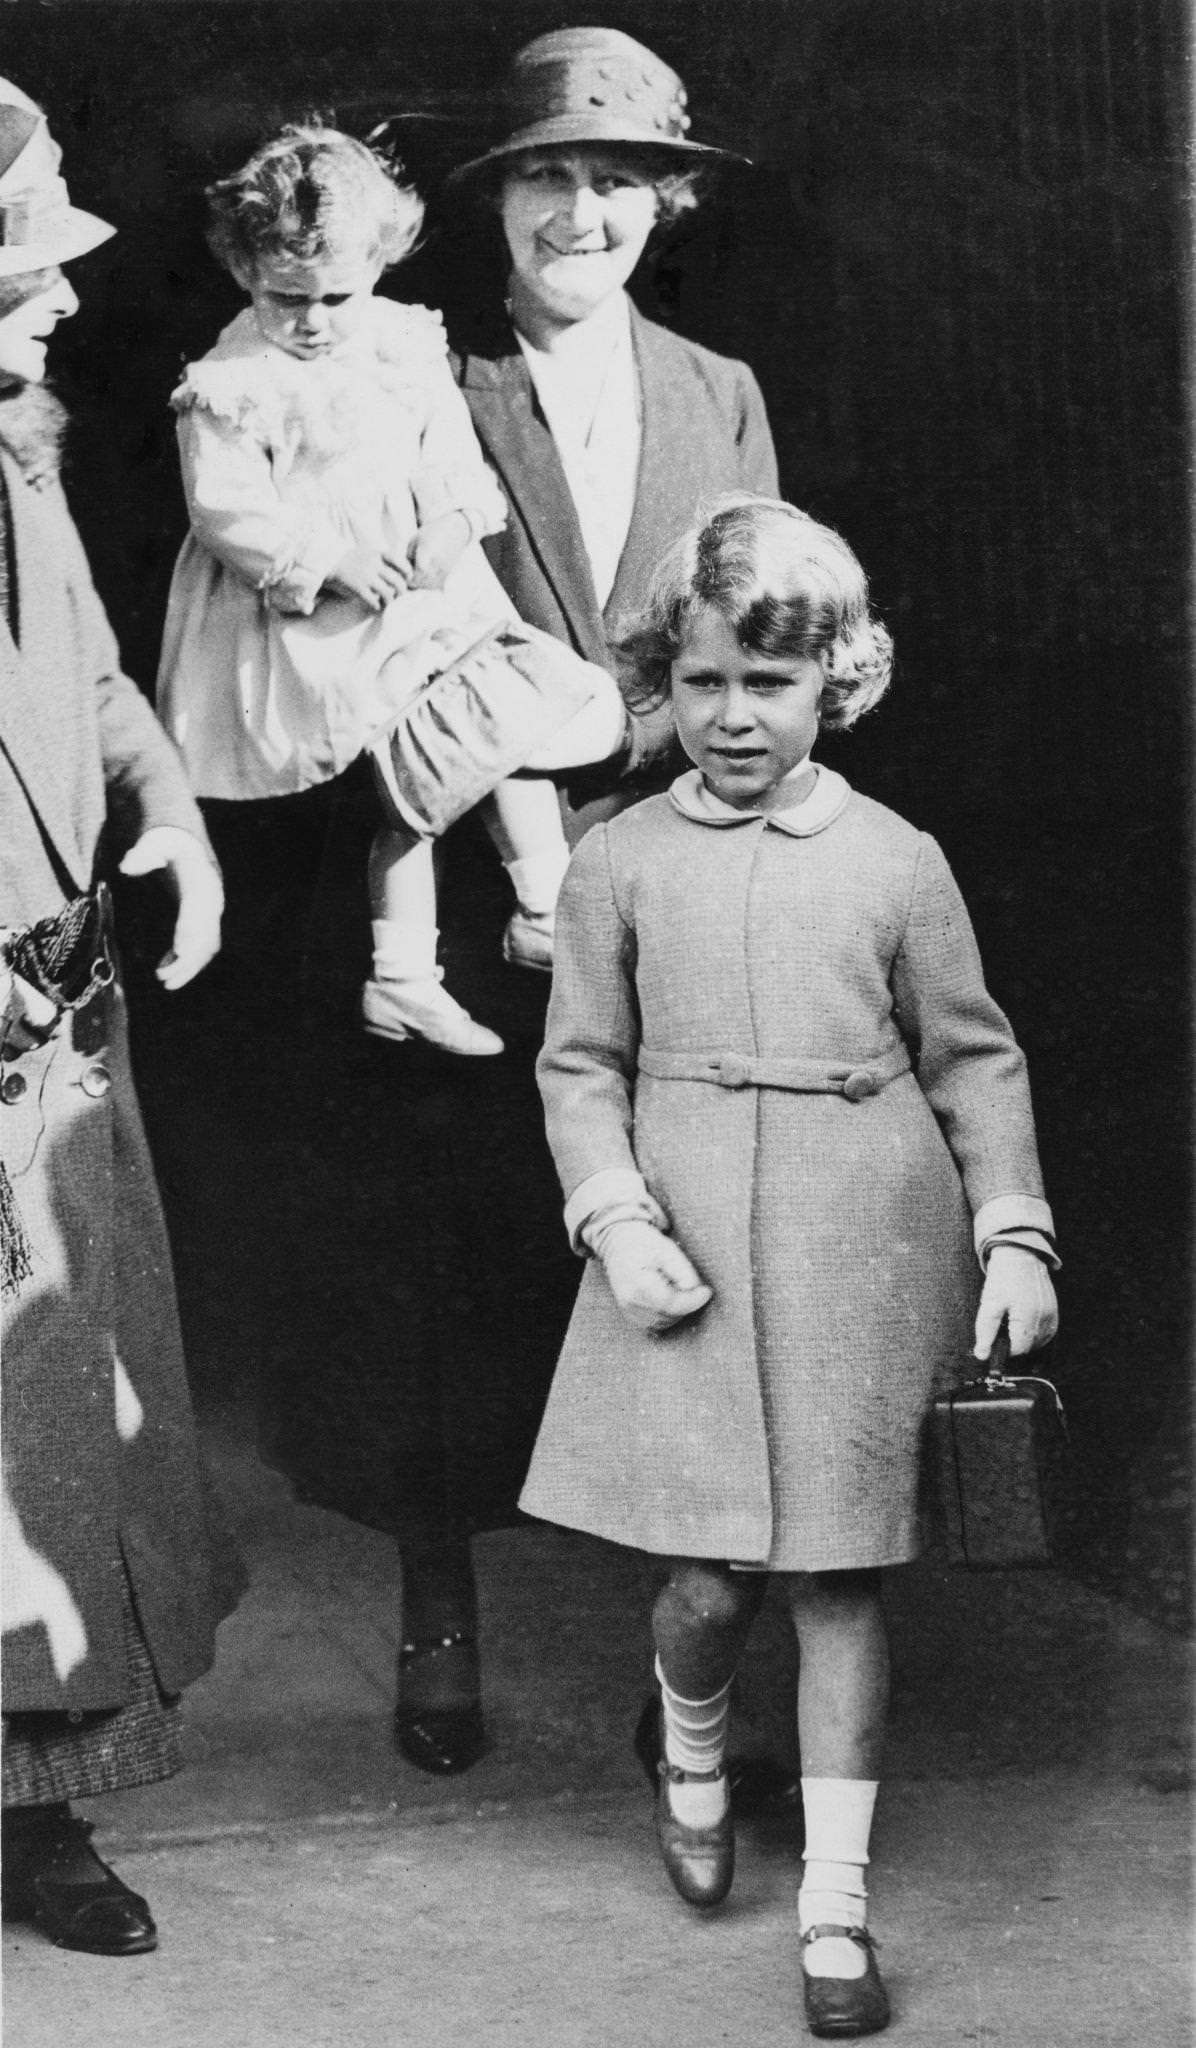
0, 79, 240, 1956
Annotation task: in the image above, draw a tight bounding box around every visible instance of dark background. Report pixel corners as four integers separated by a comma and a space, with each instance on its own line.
5, 0, 1190, 1625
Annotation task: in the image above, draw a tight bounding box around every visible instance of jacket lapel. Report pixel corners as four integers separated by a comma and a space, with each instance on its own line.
459, 337, 608, 666
604, 309, 707, 635
0, 457, 89, 891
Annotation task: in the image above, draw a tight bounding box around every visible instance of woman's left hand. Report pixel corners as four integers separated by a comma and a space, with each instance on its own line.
974, 1243, 1059, 1360
407, 510, 471, 591
120, 827, 224, 990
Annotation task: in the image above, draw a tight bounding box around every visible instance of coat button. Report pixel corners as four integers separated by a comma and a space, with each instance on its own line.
717, 1055, 750, 1088
0, 1071, 27, 1104
842, 1069, 878, 1102
79, 1064, 112, 1099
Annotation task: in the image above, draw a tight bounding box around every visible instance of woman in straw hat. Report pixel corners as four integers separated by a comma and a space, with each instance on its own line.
446, 25, 780, 827
0, 79, 241, 1955
255, 28, 788, 1795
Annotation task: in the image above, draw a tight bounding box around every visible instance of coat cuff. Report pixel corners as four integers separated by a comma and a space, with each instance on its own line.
563, 1167, 666, 1254
973, 1194, 1058, 1268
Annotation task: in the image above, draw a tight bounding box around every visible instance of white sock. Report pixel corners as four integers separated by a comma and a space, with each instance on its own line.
370, 918, 441, 988
504, 848, 569, 919
799, 1777, 878, 1978
655, 1657, 732, 1826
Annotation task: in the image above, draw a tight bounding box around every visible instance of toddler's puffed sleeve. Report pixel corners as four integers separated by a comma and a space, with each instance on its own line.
172, 373, 347, 614
536, 827, 642, 1204
892, 833, 1055, 1259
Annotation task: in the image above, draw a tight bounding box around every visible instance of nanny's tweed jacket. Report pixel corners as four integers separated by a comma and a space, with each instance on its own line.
0, 441, 239, 1714
452, 302, 778, 797
521, 783, 1050, 1569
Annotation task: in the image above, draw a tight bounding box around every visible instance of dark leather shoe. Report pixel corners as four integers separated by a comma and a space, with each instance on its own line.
395, 1632, 485, 1775
394, 1701, 486, 1774
800, 1925, 890, 2037
2, 1815, 157, 1956
654, 1762, 735, 1908
633, 1694, 802, 1823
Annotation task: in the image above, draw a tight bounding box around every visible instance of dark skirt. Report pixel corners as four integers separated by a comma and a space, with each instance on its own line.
148, 764, 581, 1547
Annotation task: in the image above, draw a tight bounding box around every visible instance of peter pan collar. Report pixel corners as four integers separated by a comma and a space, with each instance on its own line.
668, 764, 852, 837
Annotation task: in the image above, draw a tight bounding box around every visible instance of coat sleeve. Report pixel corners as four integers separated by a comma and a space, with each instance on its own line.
55, 489, 214, 858
891, 833, 1047, 1217
173, 401, 346, 614
535, 825, 642, 1201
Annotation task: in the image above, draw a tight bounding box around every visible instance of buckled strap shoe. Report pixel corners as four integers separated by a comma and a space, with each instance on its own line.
394, 1632, 486, 1775
800, 1925, 890, 2038
654, 1760, 735, 1909
2, 1814, 157, 1956
634, 1692, 803, 1824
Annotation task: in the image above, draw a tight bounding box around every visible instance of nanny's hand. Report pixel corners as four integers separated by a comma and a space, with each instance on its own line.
326, 543, 411, 610
974, 1244, 1058, 1361
597, 1220, 713, 1334
120, 827, 224, 990
407, 510, 471, 591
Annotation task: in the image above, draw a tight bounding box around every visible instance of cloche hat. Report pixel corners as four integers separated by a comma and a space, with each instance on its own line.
0, 78, 114, 277
446, 26, 746, 186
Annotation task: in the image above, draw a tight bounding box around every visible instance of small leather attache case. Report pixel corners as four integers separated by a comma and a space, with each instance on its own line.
928, 1333, 1069, 1570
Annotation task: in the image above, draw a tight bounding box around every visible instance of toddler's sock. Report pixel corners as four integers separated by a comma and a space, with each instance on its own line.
655, 1656, 732, 1827
503, 847, 570, 919
371, 917, 441, 990
799, 1777, 878, 1979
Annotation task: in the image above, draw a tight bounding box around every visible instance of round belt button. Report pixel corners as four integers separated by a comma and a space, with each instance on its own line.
717, 1055, 750, 1089
842, 1069, 878, 1103
0, 1071, 27, 1105
79, 1063, 112, 1099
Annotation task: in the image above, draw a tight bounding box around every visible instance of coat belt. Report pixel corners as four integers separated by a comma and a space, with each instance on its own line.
636, 1043, 912, 1101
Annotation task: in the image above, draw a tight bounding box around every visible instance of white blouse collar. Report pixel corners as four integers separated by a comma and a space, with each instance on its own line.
667, 764, 852, 837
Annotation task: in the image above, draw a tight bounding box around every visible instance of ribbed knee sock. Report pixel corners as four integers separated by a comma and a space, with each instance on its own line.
655, 1657, 732, 1826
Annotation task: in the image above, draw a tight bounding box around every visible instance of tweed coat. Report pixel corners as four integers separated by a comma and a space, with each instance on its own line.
0, 438, 239, 1714
520, 775, 1052, 1570
451, 301, 779, 795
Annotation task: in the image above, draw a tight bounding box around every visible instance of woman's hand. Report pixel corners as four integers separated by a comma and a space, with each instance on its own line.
407, 511, 471, 592
325, 544, 412, 610
597, 1220, 713, 1333
120, 828, 224, 990
974, 1244, 1058, 1360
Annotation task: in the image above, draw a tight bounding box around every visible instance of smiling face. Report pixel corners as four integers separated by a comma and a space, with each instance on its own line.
239, 248, 384, 359
670, 607, 825, 813
0, 268, 78, 384
500, 148, 659, 329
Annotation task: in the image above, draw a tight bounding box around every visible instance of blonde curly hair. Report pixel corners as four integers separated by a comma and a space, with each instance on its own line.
621, 495, 893, 732
205, 122, 423, 280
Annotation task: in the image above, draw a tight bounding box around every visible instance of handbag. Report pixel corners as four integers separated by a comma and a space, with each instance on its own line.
927, 1328, 1070, 1570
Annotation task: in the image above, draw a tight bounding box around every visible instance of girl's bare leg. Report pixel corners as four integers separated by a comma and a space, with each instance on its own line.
784, 1569, 888, 1986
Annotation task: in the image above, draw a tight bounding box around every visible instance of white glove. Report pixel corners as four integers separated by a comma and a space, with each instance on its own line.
974, 1243, 1058, 1361
120, 827, 223, 990
593, 1219, 713, 1334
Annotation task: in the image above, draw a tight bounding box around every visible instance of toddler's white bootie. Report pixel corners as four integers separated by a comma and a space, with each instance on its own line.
361, 978, 504, 1057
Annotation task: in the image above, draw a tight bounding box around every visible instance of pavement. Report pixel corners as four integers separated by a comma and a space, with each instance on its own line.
3, 1401, 1192, 2048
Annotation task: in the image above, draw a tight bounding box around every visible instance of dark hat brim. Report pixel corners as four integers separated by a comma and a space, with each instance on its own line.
446, 115, 748, 188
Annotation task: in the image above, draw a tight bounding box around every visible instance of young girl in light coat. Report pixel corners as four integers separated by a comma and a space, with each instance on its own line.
521, 496, 1059, 2035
